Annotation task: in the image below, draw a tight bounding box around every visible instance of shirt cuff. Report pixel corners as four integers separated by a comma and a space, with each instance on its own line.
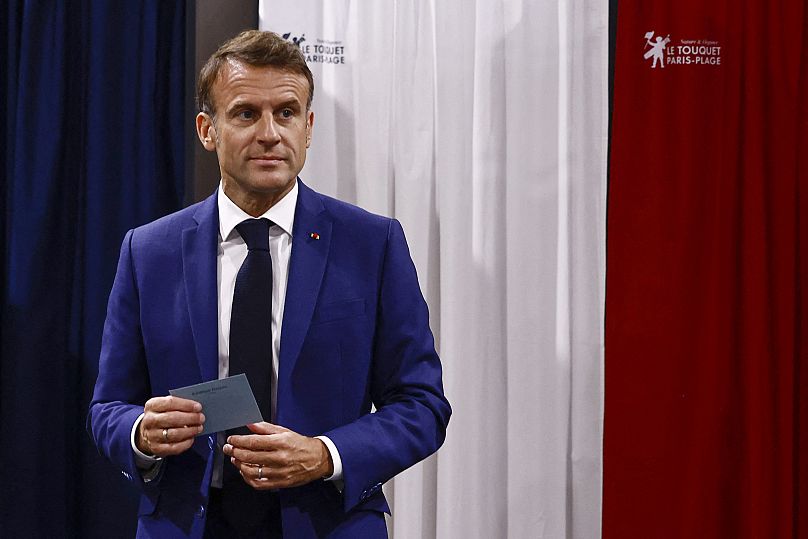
131, 413, 163, 479
315, 435, 343, 482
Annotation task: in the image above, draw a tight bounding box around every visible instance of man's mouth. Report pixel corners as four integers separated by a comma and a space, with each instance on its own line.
250, 156, 285, 165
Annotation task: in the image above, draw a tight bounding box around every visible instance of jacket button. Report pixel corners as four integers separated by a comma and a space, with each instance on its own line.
196, 505, 206, 518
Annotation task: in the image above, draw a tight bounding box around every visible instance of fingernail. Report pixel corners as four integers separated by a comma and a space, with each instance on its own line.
194, 403, 202, 412
199, 413, 205, 423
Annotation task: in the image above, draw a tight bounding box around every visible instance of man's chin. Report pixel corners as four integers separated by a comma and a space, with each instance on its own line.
252, 176, 296, 192
222, 175, 296, 202
244, 176, 297, 199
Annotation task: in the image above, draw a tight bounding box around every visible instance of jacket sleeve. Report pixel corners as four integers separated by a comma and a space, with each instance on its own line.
323, 219, 451, 512
86, 229, 159, 491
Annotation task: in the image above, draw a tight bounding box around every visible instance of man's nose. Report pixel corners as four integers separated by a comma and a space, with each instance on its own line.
256, 115, 281, 143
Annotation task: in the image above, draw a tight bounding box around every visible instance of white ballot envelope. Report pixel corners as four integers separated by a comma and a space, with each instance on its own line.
169, 374, 263, 435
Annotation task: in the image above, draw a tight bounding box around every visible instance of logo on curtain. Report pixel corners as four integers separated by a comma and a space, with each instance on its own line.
644, 31, 722, 68
282, 31, 347, 66
643, 31, 670, 68
282, 32, 307, 47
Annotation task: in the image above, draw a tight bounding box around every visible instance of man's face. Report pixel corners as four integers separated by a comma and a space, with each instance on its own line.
197, 59, 313, 215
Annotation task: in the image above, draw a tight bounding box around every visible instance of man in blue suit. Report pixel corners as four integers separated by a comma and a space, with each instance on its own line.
88, 30, 450, 539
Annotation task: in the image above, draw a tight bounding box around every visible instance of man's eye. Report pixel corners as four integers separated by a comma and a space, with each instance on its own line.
280, 109, 293, 118
237, 110, 255, 120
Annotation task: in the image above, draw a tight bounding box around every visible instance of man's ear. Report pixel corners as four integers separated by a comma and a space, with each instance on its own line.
196, 112, 217, 151
306, 110, 314, 148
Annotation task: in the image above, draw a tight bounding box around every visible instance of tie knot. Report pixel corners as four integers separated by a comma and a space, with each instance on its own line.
236, 219, 271, 251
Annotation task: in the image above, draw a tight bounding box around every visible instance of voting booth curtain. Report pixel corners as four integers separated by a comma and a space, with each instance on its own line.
259, 1, 609, 538
605, 1, 807, 538
0, 2, 185, 537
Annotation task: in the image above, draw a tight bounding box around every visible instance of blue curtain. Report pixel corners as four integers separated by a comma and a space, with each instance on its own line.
1, 1, 185, 536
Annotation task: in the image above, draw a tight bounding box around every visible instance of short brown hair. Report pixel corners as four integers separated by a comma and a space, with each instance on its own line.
196, 30, 314, 116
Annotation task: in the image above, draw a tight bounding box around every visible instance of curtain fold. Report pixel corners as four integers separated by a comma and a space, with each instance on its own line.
260, 1, 608, 537
799, 2, 808, 531
0, 2, 185, 537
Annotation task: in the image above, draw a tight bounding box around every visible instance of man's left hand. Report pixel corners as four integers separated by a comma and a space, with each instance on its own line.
223, 422, 334, 490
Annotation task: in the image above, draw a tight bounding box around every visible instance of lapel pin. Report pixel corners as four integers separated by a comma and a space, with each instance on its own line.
309, 232, 320, 240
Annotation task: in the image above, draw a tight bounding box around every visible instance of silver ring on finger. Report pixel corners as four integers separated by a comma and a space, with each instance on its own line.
258, 465, 263, 480
162, 428, 169, 443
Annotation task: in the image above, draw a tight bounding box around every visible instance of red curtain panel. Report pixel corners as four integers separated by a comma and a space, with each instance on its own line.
605, 1, 806, 537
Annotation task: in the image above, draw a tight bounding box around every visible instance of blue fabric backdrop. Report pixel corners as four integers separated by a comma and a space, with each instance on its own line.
1, 2, 185, 536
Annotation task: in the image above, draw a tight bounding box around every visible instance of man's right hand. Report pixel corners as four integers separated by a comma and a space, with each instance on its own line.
136, 396, 205, 457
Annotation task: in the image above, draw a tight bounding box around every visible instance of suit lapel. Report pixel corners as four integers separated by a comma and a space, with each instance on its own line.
182, 192, 220, 383
278, 181, 332, 411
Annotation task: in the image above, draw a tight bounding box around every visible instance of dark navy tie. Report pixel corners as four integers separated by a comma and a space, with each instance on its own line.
222, 218, 279, 533
229, 218, 273, 422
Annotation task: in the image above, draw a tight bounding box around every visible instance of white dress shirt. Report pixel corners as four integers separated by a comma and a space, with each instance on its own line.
131, 180, 342, 487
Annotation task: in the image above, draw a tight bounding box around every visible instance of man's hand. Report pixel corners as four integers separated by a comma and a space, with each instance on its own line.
223, 422, 334, 490
136, 396, 205, 457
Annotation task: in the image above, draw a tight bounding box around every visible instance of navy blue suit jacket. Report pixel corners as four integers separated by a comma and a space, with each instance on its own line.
88, 181, 451, 538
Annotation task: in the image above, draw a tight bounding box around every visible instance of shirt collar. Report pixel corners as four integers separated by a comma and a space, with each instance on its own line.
217, 179, 298, 241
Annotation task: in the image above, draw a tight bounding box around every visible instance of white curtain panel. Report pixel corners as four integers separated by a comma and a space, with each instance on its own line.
259, 1, 607, 537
